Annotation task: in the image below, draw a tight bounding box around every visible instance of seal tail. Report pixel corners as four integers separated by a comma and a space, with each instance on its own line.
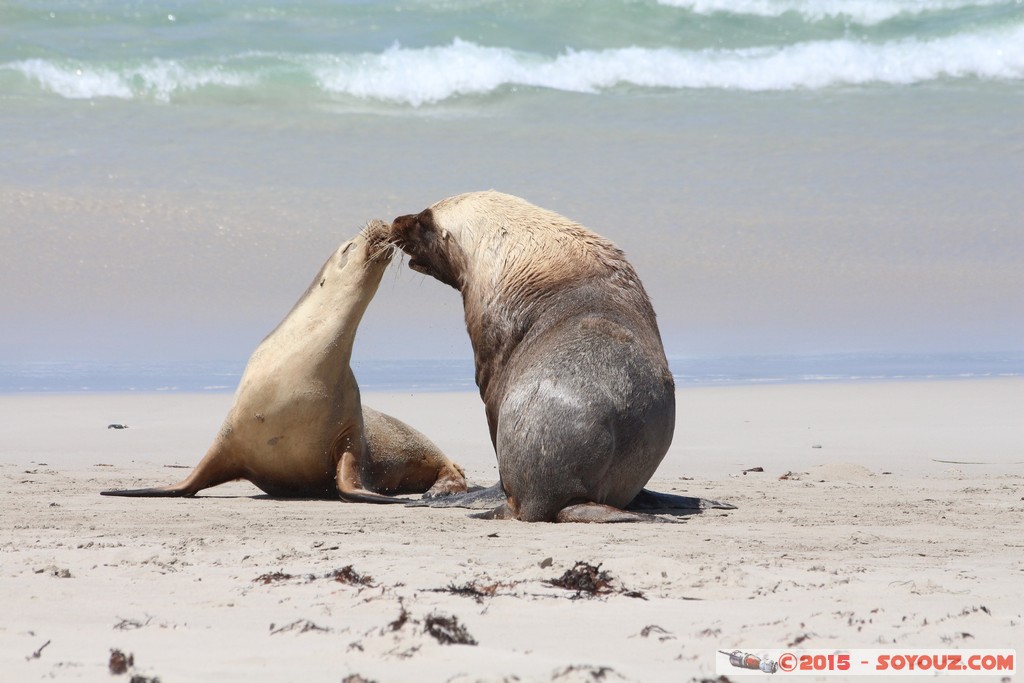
100, 442, 241, 498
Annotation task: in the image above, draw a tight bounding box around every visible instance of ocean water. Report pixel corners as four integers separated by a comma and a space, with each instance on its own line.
1, 353, 1021, 393
2, 0, 1023, 104
1, 1, 1022, 370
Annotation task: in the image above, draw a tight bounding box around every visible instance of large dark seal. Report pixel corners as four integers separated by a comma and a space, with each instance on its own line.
102, 221, 466, 502
391, 191, 731, 522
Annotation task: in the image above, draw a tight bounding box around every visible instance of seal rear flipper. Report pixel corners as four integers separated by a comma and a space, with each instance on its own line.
336, 488, 409, 505
555, 502, 680, 524
100, 486, 196, 497
407, 482, 506, 509
626, 487, 737, 512
335, 448, 416, 505
468, 500, 681, 523
468, 500, 517, 520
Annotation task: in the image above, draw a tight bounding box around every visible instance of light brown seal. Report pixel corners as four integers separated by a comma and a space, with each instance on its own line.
102, 221, 466, 502
391, 191, 732, 522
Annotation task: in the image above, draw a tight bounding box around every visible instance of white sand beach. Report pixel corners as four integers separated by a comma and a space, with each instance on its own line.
1, 379, 1021, 682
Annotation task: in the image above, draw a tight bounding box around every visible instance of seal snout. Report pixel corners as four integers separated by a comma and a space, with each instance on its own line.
388, 213, 417, 248
389, 213, 423, 272
361, 219, 395, 263
388, 208, 462, 289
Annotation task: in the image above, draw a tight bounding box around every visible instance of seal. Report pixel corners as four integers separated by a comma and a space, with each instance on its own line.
102, 220, 466, 502
391, 191, 732, 522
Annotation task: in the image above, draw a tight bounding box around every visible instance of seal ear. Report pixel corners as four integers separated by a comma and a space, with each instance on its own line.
440, 227, 451, 242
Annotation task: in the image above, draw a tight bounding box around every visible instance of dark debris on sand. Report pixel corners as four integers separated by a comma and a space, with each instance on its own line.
551, 664, 627, 681
327, 565, 374, 586
385, 601, 477, 646
431, 580, 507, 603
269, 619, 332, 635
546, 561, 645, 600
424, 613, 478, 646
108, 649, 133, 675
255, 566, 374, 586
26, 639, 50, 661
114, 616, 151, 630
108, 649, 161, 682
253, 571, 294, 584
389, 602, 411, 632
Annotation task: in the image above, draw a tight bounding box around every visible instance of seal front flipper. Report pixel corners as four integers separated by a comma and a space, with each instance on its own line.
626, 488, 737, 513
100, 442, 242, 497
407, 482, 506, 509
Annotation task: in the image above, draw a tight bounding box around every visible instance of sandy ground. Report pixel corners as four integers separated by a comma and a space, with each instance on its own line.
1, 379, 1021, 682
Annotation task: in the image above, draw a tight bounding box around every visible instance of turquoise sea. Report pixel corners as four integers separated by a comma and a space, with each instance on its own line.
1, 352, 1021, 392
2, 0, 1022, 374
3, 1, 1023, 104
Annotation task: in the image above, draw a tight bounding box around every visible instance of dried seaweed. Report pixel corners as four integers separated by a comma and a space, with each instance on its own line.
388, 603, 410, 632
269, 619, 331, 635
108, 649, 133, 675
545, 561, 646, 600
546, 562, 614, 596
114, 617, 151, 630
431, 580, 503, 603
253, 571, 293, 584
423, 613, 477, 646
327, 565, 374, 586
552, 665, 624, 681
26, 640, 50, 661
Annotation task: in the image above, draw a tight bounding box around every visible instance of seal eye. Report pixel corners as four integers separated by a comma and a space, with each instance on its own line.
417, 209, 438, 236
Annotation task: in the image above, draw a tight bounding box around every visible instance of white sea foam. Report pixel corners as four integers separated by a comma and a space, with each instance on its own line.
11, 59, 133, 99
656, 0, 1020, 25
4, 22, 1022, 104
6, 58, 256, 101
313, 25, 1024, 104
129, 59, 257, 101
310, 40, 526, 107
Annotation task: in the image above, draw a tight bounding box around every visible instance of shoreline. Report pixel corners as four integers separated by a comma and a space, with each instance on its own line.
2, 378, 1021, 476
2, 351, 1021, 395
2, 378, 1021, 681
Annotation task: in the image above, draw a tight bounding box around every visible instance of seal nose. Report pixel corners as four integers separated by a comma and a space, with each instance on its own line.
390, 213, 417, 242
